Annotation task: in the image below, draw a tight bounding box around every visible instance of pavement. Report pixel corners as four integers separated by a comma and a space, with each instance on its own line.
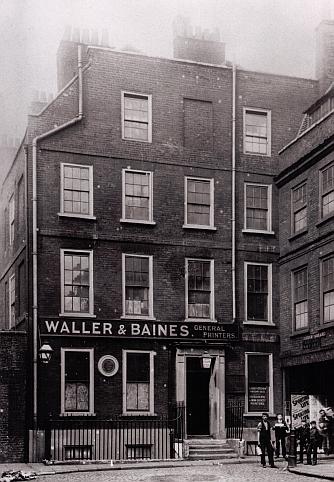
0, 455, 333, 480
288, 455, 334, 480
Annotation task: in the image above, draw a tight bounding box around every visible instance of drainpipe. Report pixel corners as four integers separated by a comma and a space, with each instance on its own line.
231, 64, 236, 322
32, 45, 84, 428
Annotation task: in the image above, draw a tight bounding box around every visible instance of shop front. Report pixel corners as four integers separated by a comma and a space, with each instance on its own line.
32, 318, 240, 461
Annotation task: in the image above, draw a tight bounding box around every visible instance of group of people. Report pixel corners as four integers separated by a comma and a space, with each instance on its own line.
257, 409, 333, 468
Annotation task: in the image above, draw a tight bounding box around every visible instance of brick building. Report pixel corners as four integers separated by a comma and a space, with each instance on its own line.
277, 21, 334, 427
0, 18, 331, 461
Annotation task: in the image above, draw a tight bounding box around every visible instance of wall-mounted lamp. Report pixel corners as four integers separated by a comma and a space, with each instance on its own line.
201, 352, 212, 369
38, 342, 53, 364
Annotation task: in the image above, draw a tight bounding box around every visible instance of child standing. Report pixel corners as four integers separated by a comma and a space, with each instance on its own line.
296, 420, 310, 464
273, 413, 289, 458
307, 421, 321, 465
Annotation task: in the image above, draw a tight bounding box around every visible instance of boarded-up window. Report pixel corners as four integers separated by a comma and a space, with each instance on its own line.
183, 99, 213, 150
64, 351, 90, 412
126, 352, 150, 411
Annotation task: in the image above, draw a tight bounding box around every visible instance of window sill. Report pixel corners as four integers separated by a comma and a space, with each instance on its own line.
288, 229, 308, 241
242, 229, 275, 235
243, 152, 271, 158
122, 137, 152, 144
60, 412, 96, 417
290, 329, 309, 338
243, 413, 275, 418
316, 214, 334, 228
59, 313, 96, 318
320, 320, 334, 329
58, 213, 96, 221
183, 224, 217, 231
185, 318, 217, 323
120, 219, 156, 225
120, 315, 156, 321
243, 321, 275, 327
122, 413, 157, 417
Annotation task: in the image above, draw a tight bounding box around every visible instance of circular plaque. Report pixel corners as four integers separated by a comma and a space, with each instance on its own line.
98, 355, 119, 377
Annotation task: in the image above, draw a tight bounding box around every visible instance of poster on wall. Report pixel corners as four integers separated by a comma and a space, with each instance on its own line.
248, 386, 268, 412
291, 394, 309, 428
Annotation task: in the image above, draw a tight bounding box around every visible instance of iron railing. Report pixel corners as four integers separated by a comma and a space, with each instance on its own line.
42, 403, 185, 462
226, 400, 244, 440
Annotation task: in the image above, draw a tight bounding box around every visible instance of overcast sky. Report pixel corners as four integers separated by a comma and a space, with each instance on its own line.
0, 0, 333, 141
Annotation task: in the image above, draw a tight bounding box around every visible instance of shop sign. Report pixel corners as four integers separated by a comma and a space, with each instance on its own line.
39, 318, 240, 342
291, 394, 309, 428
248, 386, 268, 412
302, 332, 325, 350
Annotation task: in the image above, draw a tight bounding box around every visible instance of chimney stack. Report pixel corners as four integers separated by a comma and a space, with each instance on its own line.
172, 16, 225, 65
316, 20, 334, 95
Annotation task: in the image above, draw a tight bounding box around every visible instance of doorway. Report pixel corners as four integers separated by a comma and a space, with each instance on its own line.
186, 357, 210, 436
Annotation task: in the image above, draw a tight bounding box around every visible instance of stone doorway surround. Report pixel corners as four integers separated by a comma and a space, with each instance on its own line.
175, 346, 226, 439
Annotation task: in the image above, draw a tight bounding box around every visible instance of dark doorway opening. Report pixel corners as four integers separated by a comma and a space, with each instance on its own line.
186, 357, 210, 436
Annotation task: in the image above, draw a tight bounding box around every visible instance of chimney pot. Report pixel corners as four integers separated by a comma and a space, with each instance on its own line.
82, 28, 90, 44
101, 29, 109, 47
72, 27, 80, 42
63, 25, 72, 41
91, 29, 99, 45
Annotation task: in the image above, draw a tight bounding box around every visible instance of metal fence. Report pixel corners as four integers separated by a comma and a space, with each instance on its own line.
42, 404, 185, 462
225, 400, 244, 440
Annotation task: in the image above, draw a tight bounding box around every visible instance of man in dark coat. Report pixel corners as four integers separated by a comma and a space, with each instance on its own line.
296, 420, 310, 463
257, 413, 275, 468
307, 420, 321, 465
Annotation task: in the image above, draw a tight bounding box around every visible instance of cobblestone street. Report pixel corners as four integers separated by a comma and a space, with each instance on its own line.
37, 462, 313, 482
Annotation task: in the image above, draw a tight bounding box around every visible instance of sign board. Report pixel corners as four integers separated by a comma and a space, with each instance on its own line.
291, 394, 309, 428
39, 319, 240, 342
248, 386, 268, 412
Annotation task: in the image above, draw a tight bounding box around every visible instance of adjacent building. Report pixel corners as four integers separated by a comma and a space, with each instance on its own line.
277, 20, 334, 425
1, 18, 333, 461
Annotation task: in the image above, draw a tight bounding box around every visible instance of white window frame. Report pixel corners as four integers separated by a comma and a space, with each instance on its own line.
243, 183, 273, 234
244, 262, 273, 325
120, 169, 155, 224
320, 162, 334, 220
185, 258, 215, 321
122, 349, 156, 416
9, 194, 15, 246
292, 266, 309, 332
60, 348, 95, 416
243, 107, 271, 157
122, 253, 154, 320
245, 352, 274, 416
59, 163, 95, 219
291, 181, 308, 234
183, 176, 216, 230
121, 91, 152, 143
9, 274, 15, 328
60, 249, 95, 317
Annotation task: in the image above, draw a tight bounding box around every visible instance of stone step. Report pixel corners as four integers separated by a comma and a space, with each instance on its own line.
188, 453, 238, 460
188, 439, 229, 445
189, 444, 233, 450
189, 447, 235, 454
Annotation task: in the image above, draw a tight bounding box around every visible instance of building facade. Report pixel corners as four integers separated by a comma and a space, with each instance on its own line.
277, 21, 334, 424
1, 19, 333, 461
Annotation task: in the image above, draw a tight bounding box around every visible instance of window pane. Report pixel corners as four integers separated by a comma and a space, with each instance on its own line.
64, 253, 91, 313
187, 179, 212, 226
295, 301, 308, 330
125, 171, 151, 220
247, 265, 268, 321
188, 260, 211, 318
64, 351, 90, 412
324, 290, 334, 323
247, 355, 270, 412
63, 165, 91, 215
245, 111, 268, 155
126, 352, 150, 412
123, 94, 149, 141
